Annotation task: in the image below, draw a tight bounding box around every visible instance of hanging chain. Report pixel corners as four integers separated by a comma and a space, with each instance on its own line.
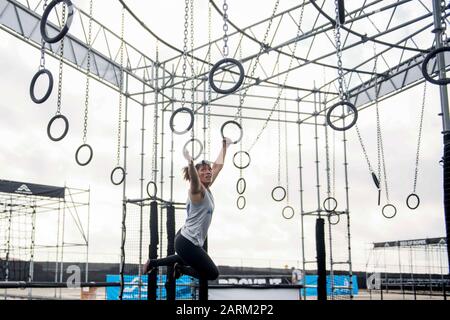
413, 81, 427, 193
373, 44, 382, 185
116, 8, 125, 166
379, 116, 389, 202
56, 3, 66, 115
352, 44, 381, 178
372, 43, 390, 202
222, 0, 229, 57
152, 72, 158, 182
238, 44, 243, 178
181, 0, 189, 109
39, 0, 49, 69
234, 0, 280, 120
190, 0, 195, 125
334, 0, 346, 102
325, 108, 332, 196
207, 2, 212, 160
247, 1, 306, 152
82, 0, 93, 144
440, 0, 448, 44
354, 124, 374, 173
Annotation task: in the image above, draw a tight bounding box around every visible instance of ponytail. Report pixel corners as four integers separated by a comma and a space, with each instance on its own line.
182, 166, 190, 181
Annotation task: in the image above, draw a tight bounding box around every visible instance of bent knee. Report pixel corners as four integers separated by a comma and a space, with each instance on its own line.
207, 268, 219, 281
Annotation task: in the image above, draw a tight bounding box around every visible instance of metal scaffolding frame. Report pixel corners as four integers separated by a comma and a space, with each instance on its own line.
1, 0, 449, 300
0, 183, 90, 299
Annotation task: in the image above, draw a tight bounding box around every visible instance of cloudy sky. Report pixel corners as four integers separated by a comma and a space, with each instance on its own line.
0, 0, 448, 274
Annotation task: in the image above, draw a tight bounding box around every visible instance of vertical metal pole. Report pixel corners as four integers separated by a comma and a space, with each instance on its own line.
341, 105, 354, 299
313, 88, 327, 301
119, 70, 130, 301
313, 89, 322, 218
54, 199, 60, 298
297, 94, 306, 300
59, 197, 66, 299
170, 65, 175, 203
160, 62, 166, 204
203, 78, 207, 160
85, 187, 90, 282
29, 205, 36, 299
138, 72, 146, 300
398, 245, 404, 299
432, 0, 450, 273
323, 93, 335, 300
5, 197, 12, 299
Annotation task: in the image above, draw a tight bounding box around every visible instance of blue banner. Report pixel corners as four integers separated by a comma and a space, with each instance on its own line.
301, 275, 358, 296
106, 274, 195, 300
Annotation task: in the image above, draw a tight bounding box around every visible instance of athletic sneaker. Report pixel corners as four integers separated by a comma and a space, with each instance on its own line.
173, 263, 182, 280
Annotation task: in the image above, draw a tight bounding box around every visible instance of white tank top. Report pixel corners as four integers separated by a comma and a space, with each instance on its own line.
180, 189, 215, 247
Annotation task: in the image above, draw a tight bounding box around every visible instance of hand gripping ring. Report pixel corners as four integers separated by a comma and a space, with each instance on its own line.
236, 177, 246, 195
169, 107, 194, 135
233, 151, 251, 169
111, 167, 125, 185
30, 69, 54, 104
282, 206, 295, 220
271, 186, 287, 202
75, 144, 93, 166
209, 58, 245, 94
421, 47, 450, 85
40, 0, 74, 44
237, 196, 246, 210
146, 181, 158, 198
382, 204, 397, 219
183, 138, 204, 161
323, 197, 338, 213
406, 193, 420, 210
328, 211, 340, 225
326, 101, 358, 131
47, 114, 69, 142
221, 120, 243, 144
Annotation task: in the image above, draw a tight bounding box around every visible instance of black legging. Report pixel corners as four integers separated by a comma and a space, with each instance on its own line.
149, 230, 219, 281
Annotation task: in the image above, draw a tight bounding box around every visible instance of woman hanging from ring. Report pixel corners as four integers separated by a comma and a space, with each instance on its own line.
142, 137, 233, 281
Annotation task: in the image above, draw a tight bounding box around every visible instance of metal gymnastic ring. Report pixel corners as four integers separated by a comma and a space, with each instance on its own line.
282, 206, 295, 220
47, 114, 69, 142
209, 58, 245, 94
75, 144, 93, 166
183, 138, 204, 161
233, 151, 251, 169
323, 197, 338, 213
30, 69, 54, 104
326, 101, 358, 131
236, 177, 246, 195
382, 204, 397, 219
406, 193, 420, 210
40, 0, 74, 44
111, 166, 125, 185
169, 107, 194, 135
146, 181, 158, 198
421, 47, 450, 85
328, 211, 340, 225
271, 186, 286, 202
237, 196, 246, 210
221, 120, 243, 144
